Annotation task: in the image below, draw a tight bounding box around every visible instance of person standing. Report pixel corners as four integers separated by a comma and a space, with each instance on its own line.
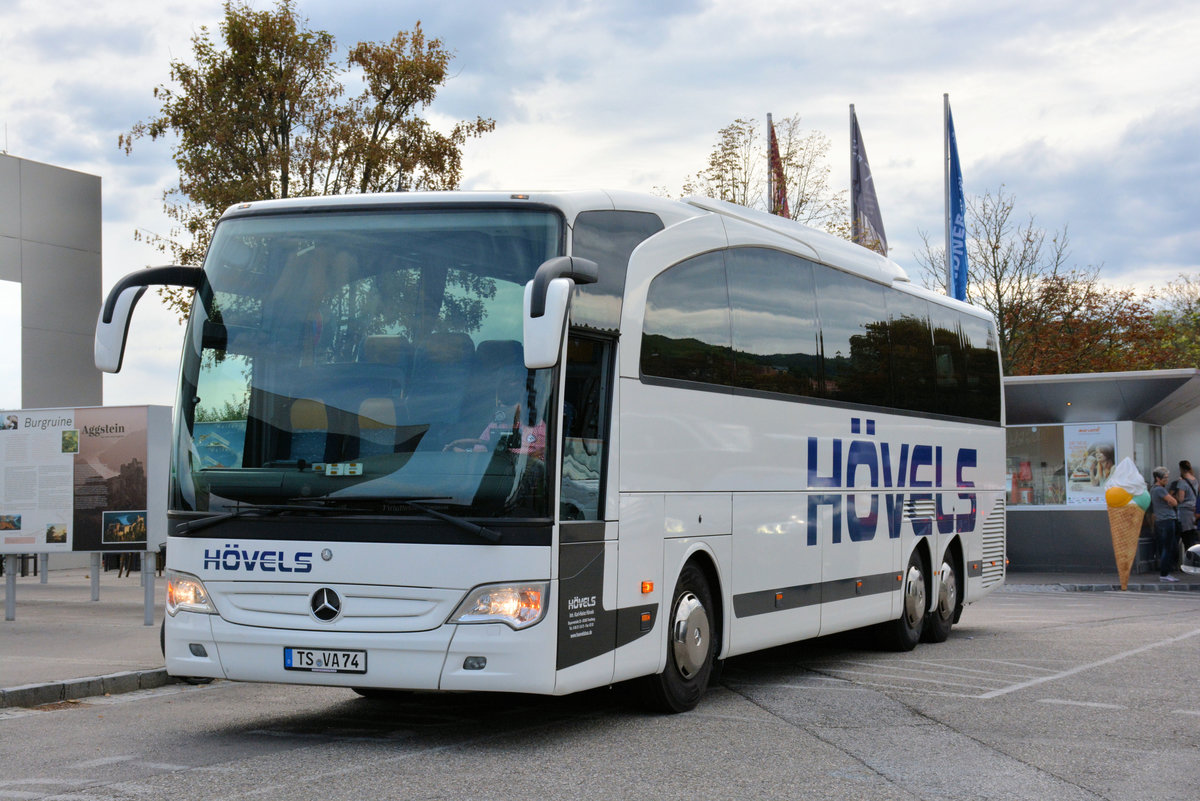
1173, 460, 1199, 550
1151, 466, 1181, 582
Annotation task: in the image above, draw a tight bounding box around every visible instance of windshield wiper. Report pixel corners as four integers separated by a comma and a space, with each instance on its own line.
176, 503, 351, 534
390, 499, 503, 544
295, 495, 504, 544
178, 497, 504, 544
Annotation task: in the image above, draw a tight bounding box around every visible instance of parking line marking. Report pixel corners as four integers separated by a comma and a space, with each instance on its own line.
892, 658, 1047, 679
978, 627, 1200, 699
1037, 698, 1124, 709
69, 756, 134, 769
821, 665, 1004, 691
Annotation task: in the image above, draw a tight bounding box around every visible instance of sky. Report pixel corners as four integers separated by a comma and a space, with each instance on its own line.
1, 0, 1198, 410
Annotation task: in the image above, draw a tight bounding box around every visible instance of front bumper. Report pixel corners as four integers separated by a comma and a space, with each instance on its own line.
165, 600, 559, 694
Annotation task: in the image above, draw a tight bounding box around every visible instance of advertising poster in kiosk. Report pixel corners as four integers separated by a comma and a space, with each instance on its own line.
0, 406, 170, 554
1064, 423, 1116, 505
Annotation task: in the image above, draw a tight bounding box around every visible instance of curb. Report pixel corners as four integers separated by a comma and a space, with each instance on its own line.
1062, 582, 1200, 593
1003, 582, 1200, 594
0, 669, 176, 709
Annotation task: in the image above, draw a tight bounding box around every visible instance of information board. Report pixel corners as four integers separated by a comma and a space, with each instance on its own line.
0, 405, 170, 553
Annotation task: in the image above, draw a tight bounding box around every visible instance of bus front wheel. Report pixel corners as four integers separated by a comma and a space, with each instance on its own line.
353, 688, 412, 700
640, 563, 717, 713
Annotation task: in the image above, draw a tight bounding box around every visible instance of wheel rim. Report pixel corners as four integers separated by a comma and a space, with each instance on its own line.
935, 560, 958, 622
902, 563, 926, 631
670, 591, 710, 680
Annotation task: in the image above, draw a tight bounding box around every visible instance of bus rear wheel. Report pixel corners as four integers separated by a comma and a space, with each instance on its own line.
640, 563, 717, 713
922, 557, 959, 643
879, 550, 926, 651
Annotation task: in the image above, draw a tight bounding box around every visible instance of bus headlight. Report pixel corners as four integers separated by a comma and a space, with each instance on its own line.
450, 582, 549, 630
166, 571, 216, 616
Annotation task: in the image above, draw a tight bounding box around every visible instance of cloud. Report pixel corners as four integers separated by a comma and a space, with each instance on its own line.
970, 102, 1200, 283
3, 0, 1199, 411
22, 20, 154, 60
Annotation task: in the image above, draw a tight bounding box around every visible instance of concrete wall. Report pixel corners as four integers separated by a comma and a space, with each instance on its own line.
1165, 405, 1200, 474
0, 153, 102, 408
1008, 507, 1157, 574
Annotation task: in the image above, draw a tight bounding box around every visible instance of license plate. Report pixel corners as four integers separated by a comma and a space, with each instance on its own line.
284, 647, 367, 674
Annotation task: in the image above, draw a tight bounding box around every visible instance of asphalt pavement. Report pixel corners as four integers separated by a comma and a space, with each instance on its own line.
3, 563, 1200, 709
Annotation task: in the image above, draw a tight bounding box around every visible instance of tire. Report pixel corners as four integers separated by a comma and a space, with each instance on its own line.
878, 550, 927, 651
352, 688, 411, 700
921, 555, 959, 643
180, 676, 215, 686
163, 619, 215, 685
640, 563, 717, 713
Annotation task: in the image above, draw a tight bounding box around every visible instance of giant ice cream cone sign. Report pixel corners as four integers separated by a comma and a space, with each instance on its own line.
1104, 458, 1150, 590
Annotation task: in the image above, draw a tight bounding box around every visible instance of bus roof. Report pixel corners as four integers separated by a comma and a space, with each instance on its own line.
216, 189, 697, 227
216, 190, 994, 316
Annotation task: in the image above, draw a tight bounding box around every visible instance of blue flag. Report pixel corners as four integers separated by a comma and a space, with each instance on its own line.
947, 105, 968, 301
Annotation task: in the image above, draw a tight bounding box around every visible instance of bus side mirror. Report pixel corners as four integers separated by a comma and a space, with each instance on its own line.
95, 265, 203, 373
523, 257, 598, 369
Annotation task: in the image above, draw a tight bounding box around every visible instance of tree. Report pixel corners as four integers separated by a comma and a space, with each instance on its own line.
1009, 275, 1161, 375
682, 114, 846, 232
917, 187, 1072, 373
683, 118, 761, 208
1153, 274, 1200, 367
121, 0, 494, 318
772, 114, 845, 230
916, 187, 1167, 375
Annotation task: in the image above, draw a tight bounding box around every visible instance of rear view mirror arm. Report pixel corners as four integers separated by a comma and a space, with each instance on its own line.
100, 265, 203, 324
95, 265, 204, 373
528, 257, 598, 318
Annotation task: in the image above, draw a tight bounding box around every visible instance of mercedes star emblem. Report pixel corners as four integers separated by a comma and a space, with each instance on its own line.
310, 588, 342, 622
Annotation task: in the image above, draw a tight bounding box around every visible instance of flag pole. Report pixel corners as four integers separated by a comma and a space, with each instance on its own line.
849, 104, 857, 245
943, 93, 951, 294
766, 113, 775, 215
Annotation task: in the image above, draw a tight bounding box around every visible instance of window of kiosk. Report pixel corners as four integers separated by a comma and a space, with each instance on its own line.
1006, 426, 1066, 505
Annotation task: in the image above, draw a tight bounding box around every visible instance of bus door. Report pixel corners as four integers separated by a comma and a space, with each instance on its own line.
554, 335, 622, 691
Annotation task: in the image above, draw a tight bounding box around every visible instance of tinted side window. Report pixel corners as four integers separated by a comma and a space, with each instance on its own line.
571, 211, 664, 332
961, 315, 1002, 422
727, 248, 820, 397
560, 336, 612, 521
641, 252, 733, 386
885, 289, 934, 413
813, 265, 890, 406
929, 306, 967, 416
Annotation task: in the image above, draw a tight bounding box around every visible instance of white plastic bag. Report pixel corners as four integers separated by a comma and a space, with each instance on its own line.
1104, 457, 1146, 496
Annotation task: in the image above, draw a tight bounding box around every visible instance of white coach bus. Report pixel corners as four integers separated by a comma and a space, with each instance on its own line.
96, 190, 1005, 712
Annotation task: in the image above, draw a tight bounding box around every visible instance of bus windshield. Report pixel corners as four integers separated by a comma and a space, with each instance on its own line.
173, 207, 563, 520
